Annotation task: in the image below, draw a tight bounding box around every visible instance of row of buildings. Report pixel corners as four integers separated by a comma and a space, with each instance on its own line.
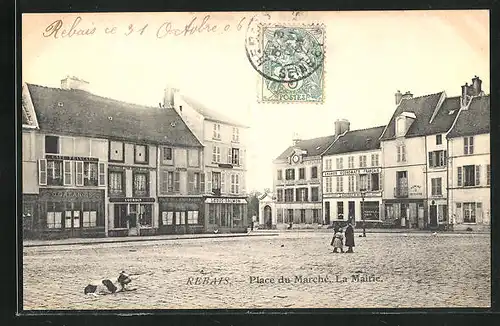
22, 76, 249, 239
261, 76, 490, 231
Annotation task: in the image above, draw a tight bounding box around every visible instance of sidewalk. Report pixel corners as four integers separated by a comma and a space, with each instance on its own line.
23, 231, 279, 248
254, 228, 490, 234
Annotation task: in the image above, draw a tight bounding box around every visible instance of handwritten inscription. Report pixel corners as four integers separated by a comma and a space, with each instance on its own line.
42, 15, 255, 39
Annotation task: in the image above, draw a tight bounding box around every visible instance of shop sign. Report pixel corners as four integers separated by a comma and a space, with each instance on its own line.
323, 167, 381, 177
45, 154, 99, 162
175, 167, 187, 172
39, 189, 103, 201
323, 191, 382, 198
158, 197, 202, 203
109, 197, 155, 203
409, 185, 423, 197
205, 198, 247, 204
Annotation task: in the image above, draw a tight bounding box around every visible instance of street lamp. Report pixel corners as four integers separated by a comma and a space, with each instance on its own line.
360, 188, 366, 237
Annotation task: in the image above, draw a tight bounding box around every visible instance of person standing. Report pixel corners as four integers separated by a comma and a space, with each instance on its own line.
344, 219, 355, 253
330, 223, 344, 253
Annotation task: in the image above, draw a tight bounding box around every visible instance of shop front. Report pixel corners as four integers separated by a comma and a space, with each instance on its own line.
36, 188, 105, 239
108, 197, 156, 237
22, 194, 38, 239
383, 199, 427, 229
158, 197, 204, 234
204, 197, 248, 233
324, 191, 382, 227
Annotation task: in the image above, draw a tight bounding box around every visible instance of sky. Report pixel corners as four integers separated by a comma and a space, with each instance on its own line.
22, 11, 490, 192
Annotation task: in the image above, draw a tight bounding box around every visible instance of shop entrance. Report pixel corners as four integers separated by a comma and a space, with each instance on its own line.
429, 204, 438, 227
113, 203, 153, 236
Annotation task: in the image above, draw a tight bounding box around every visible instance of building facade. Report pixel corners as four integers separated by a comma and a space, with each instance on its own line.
273, 133, 334, 229
258, 192, 276, 229
322, 124, 385, 227
164, 88, 249, 232
447, 85, 490, 231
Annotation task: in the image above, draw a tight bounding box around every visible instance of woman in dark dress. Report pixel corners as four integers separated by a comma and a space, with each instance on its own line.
344, 219, 355, 253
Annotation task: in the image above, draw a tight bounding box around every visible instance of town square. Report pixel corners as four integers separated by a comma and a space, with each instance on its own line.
20, 11, 490, 310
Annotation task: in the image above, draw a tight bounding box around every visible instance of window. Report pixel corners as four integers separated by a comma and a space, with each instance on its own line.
213, 124, 221, 139
134, 144, 148, 164
371, 154, 379, 167
371, 173, 380, 191
462, 165, 479, 187
464, 136, 474, 155
337, 202, 344, 219
487, 164, 491, 186
82, 162, 98, 186
187, 211, 199, 224
47, 160, 63, 186
162, 147, 173, 164
109, 171, 125, 196
311, 187, 319, 202
397, 145, 406, 162
46, 202, 62, 229
348, 175, 355, 192
336, 176, 343, 192
212, 146, 221, 163
230, 174, 240, 194
277, 169, 283, 180
175, 148, 187, 168
82, 202, 98, 227
133, 172, 148, 197
463, 203, 476, 223
325, 177, 332, 193
285, 168, 295, 180
311, 166, 318, 179
188, 172, 202, 194
63, 161, 72, 185
45, 135, 59, 154
296, 188, 308, 202
212, 172, 222, 189
429, 150, 447, 168
285, 189, 294, 202
300, 209, 306, 223
396, 116, 406, 137
359, 155, 367, 168
359, 174, 368, 191
188, 149, 199, 167
98, 163, 105, 186
109, 141, 124, 162
160, 171, 175, 193
348, 156, 354, 168
431, 178, 442, 196
277, 209, 283, 223
336, 158, 343, 169
299, 168, 305, 180
312, 209, 320, 223
232, 127, 239, 142
231, 148, 240, 165
277, 189, 283, 202
287, 209, 294, 223
436, 134, 442, 145
137, 204, 152, 227
325, 159, 332, 171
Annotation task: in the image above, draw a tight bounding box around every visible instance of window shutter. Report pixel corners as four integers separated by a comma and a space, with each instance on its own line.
444, 150, 447, 164
200, 173, 205, 194
402, 146, 406, 161
38, 159, 47, 185
464, 137, 468, 155
356, 175, 360, 191
221, 172, 225, 192
457, 167, 462, 187
206, 171, 212, 192
76, 161, 84, 186
98, 162, 105, 186
397, 146, 401, 162
174, 172, 180, 192
475, 165, 480, 186
428, 152, 432, 167
227, 147, 232, 164
367, 174, 372, 191
379, 172, 383, 191
63, 160, 72, 185
188, 171, 194, 193
240, 149, 244, 167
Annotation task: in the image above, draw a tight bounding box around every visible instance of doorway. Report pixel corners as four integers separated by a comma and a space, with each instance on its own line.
348, 201, 355, 223
430, 204, 438, 227
264, 205, 272, 229
324, 202, 330, 225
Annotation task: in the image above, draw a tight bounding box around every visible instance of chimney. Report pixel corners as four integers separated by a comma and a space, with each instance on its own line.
334, 119, 350, 138
395, 90, 403, 105
60, 76, 90, 92
401, 91, 413, 101
471, 75, 482, 96
292, 132, 301, 146
163, 87, 179, 109
461, 82, 469, 108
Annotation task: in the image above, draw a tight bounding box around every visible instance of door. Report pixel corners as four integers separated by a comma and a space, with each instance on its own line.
64, 202, 81, 237
324, 202, 330, 225
396, 171, 408, 196
128, 204, 138, 236
430, 205, 438, 227
348, 201, 355, 223
264, 205, 272, 229
418, 205, 425, 228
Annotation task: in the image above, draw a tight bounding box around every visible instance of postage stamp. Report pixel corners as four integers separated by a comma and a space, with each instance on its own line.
246, 23, 325, 103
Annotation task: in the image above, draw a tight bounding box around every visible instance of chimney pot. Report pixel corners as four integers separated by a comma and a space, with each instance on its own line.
61, 76, 90, 92
395, 90, 403, 105
334, 119, 350, 138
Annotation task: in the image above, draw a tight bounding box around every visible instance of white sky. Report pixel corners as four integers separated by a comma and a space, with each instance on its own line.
22, 11, 489, 192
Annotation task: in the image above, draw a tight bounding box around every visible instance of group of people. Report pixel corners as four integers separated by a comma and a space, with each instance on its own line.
330, 218, 355, 253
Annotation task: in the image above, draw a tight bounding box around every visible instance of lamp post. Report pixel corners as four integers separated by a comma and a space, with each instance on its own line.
360, 188, 366, 237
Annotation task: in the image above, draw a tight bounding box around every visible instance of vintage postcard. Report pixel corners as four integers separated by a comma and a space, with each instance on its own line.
20, 10, 490, 311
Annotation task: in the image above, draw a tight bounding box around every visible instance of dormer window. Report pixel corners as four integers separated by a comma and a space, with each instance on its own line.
396, 116, 407, 137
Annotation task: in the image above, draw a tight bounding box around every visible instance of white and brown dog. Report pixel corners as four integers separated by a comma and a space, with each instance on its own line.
84, 271, 133, 296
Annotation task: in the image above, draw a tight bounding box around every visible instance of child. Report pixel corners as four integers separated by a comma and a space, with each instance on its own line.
330, 226, 344, 253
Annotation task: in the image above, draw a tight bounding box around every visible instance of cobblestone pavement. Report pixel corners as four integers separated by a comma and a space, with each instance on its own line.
22, 232, 490, 310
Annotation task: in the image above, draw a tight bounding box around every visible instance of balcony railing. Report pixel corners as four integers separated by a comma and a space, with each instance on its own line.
394, 186, 408, 198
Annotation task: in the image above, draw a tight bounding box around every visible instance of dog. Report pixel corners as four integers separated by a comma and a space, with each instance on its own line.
84, 271, 133, 296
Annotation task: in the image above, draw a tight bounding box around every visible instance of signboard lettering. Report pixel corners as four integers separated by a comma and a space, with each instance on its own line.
109, 197, 155, 203
322, 167, 381, 177
205, 198, 247, 204
45, 154, 99, 162
323, 191, 382, 199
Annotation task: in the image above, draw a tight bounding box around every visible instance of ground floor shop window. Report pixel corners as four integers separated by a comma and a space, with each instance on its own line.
286, 209, 293, 223
47, 202, 63, 228
463, 203, 476, 223
138, 204, 152, 226
45, 200, 103, 229
207, 203, 244, 227
312, 209, 320, 223
82, 202, 98, 227
438, 204, 448, 223
361, 201, 380, 220
337, 202, 344, 219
